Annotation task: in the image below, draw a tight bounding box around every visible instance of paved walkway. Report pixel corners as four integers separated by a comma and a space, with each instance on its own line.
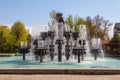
0, 75, 120, 80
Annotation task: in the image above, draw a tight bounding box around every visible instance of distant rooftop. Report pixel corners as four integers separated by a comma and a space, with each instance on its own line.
115, 23, 120, 28
114, 23, 120, 34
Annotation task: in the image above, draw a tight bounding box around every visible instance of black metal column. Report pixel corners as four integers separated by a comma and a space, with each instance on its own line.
78, 49, 81, 63
50, 40, 54, 61
40, 49, 43, 62
65, 40, 70, 60
23, 53, 25, 60
19, 48, 29, 61
91, 49, 99, 60
81, 50, 84, 61
57, 40, 62, 62
95, 53, 97, 60
94, 49, 98, 60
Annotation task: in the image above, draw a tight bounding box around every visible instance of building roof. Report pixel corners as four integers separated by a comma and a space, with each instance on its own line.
115, 23, 120, 29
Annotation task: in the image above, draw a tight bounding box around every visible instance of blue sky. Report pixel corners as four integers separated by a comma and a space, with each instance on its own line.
0, 0, 120, 26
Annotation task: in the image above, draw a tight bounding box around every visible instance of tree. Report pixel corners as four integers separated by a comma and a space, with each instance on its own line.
101, 20, 112, 41
27, 30, 32, 47
11, 21, 27, 47
74, 15, 86, 32
92, 15, 112, 40
0, 25, 11, 53
85, 15, 112, 41
49, 11, 112, 41
66, 15, 86, 32
66, 15, 74, 30
110, 33, 120, 43
50, 10, 56, 19
48, 10, 57, 31
85, 16, 95, 38
93, 15, 104, 37
109, 33, 120, 53
0, 31, 6, 53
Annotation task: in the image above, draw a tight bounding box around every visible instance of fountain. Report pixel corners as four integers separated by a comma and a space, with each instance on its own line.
90, 37, 104, 60
64, 31, 71, 60
19, 41, 30, 60
48, 31, 55, 61
33, 32, 48, 62
1, 12, 120, 75
24, 12, 104, 63
55, 12, 64, 62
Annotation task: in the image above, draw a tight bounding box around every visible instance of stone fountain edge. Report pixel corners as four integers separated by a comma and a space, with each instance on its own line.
0, 68, 120, 75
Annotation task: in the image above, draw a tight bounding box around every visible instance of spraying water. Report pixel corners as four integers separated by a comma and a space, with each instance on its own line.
91, 37, 104, 58
79, 25, 91, 57
27, 12, 105, 63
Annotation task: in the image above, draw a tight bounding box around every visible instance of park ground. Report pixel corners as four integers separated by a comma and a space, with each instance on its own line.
0, 75, 120, 80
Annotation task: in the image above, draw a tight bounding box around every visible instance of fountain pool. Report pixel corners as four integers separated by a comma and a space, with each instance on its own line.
0, 56, 120, 68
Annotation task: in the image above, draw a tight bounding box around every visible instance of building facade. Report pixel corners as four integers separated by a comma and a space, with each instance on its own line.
114, 23, 120, 35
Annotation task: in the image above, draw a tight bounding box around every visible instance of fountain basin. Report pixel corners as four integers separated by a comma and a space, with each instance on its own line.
0, 56, 120, 74
0, 56, 120, 68
0, 68, 120, 75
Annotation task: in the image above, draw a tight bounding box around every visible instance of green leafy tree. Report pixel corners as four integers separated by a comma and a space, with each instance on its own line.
48, 10, 57, 31
66, 15, 74, 30
50, 10, 56, 19
0, 26, 11, 53
110, 34, 120, 43
66, 15, 85, 32
27, 30, 32, 47
0, 31, 6, 53
109, 33, 120, 52
85, 16, 95, 38
74, 15, 86, 32
11, 21, 27, 47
